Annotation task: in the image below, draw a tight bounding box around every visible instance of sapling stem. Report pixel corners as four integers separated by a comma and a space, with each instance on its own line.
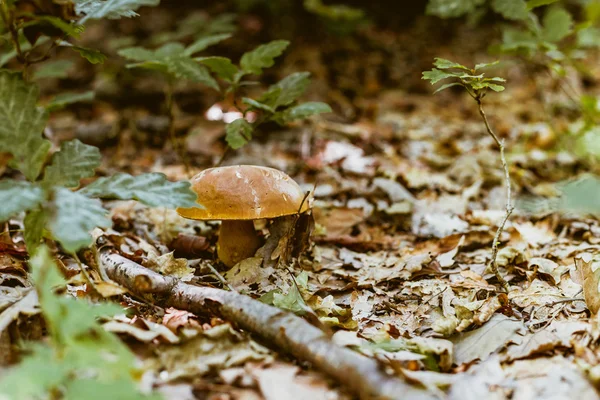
476, 97, 513, 292
164, 80, 191, 175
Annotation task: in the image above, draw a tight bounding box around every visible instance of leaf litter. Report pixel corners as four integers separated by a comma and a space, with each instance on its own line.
2, 5, 600, 400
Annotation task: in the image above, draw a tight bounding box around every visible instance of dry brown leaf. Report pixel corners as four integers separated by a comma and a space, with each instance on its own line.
575, 254, 600, 315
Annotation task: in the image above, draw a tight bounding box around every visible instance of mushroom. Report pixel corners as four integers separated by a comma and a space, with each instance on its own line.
177, 165, 311, 268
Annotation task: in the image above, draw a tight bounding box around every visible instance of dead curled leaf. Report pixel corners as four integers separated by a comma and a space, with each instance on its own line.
505, 320, 589, 361
575, 254, 600, 315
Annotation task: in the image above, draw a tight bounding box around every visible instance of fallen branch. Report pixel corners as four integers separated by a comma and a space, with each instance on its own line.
100, 251, 435, 400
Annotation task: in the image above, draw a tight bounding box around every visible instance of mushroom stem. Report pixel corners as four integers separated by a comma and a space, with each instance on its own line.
217, 220, 262, 268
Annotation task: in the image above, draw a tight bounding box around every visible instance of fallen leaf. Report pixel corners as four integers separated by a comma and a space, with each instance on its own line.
575, 254, 600, 315
452, 314, 525, 365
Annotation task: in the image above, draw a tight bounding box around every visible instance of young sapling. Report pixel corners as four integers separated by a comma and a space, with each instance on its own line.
422, 58, 513, 291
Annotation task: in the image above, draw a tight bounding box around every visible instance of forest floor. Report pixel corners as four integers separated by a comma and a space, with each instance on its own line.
3, 4, 600, 400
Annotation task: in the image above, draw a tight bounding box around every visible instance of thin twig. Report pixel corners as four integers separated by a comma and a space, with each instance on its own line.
477, 99, 513, 292
204, 262, 236, 292
71, 252, 99, 294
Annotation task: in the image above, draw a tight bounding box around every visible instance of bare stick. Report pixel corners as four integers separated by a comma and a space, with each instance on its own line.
477, 99, 513, 292
100, 251, 434, 400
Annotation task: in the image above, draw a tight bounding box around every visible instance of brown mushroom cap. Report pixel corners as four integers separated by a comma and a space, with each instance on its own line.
177, 165, 311, 220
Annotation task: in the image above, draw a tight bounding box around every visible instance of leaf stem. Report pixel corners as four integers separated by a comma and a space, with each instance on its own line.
164, 80, 191, 176
477, 98, 513, 292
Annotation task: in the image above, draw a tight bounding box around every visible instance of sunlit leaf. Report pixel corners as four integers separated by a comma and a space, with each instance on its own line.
76, 0, 161, 23
433, 58, 469, 70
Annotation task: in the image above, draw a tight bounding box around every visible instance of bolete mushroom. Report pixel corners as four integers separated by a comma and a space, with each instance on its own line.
177, 165, 311, 268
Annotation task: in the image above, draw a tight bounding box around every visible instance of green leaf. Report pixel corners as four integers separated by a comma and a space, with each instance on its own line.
49, 188, 110, 253
198, 56, 238, 82
426, 0, 486, 18
125, 60, 169, 74
165, 57, 219, 89
526, 0, 558, 10
491, 0, 529, 20
32, 60, 75, 80
76, 0, 161, 23
542, 7, 573, 42
69, 45, 107, 64
117, 46, 156, 61
43, 140, 101, 188
422, 68, 456, 84
240, 40, 290, 75
26, 15, 84, 38
0, 180, 45, 222
24, 209, 47, 254
433, 58, 469, 70
433, 82, 462, 93
259, 72, 311, 108
79, 172, 199, 209
45, 91, 95, 112
279, 101, 332, 123
304, 0, 364, 21
577, 26, 600, 48
0, 344, 70, 399
64, 379, 163, 400
500, 27, 539, 52
541, 175, 600, 216
183, 33, 232, 56
154, 42, 185, 58
0, 71, 51, 181
242, 97, 275, 113
486, 83, 506, 92
474, 60, 500, 70
225, 118, 253, 149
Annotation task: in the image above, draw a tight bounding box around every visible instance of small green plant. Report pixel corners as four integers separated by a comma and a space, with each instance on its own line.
0, 0, 166, 110
0, 246, 161, 400
423, 58, 512, 291
426, 0, 530, 21
0, 0, 160, 76
119, 38, 331, 157
0, 70, 198, 255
